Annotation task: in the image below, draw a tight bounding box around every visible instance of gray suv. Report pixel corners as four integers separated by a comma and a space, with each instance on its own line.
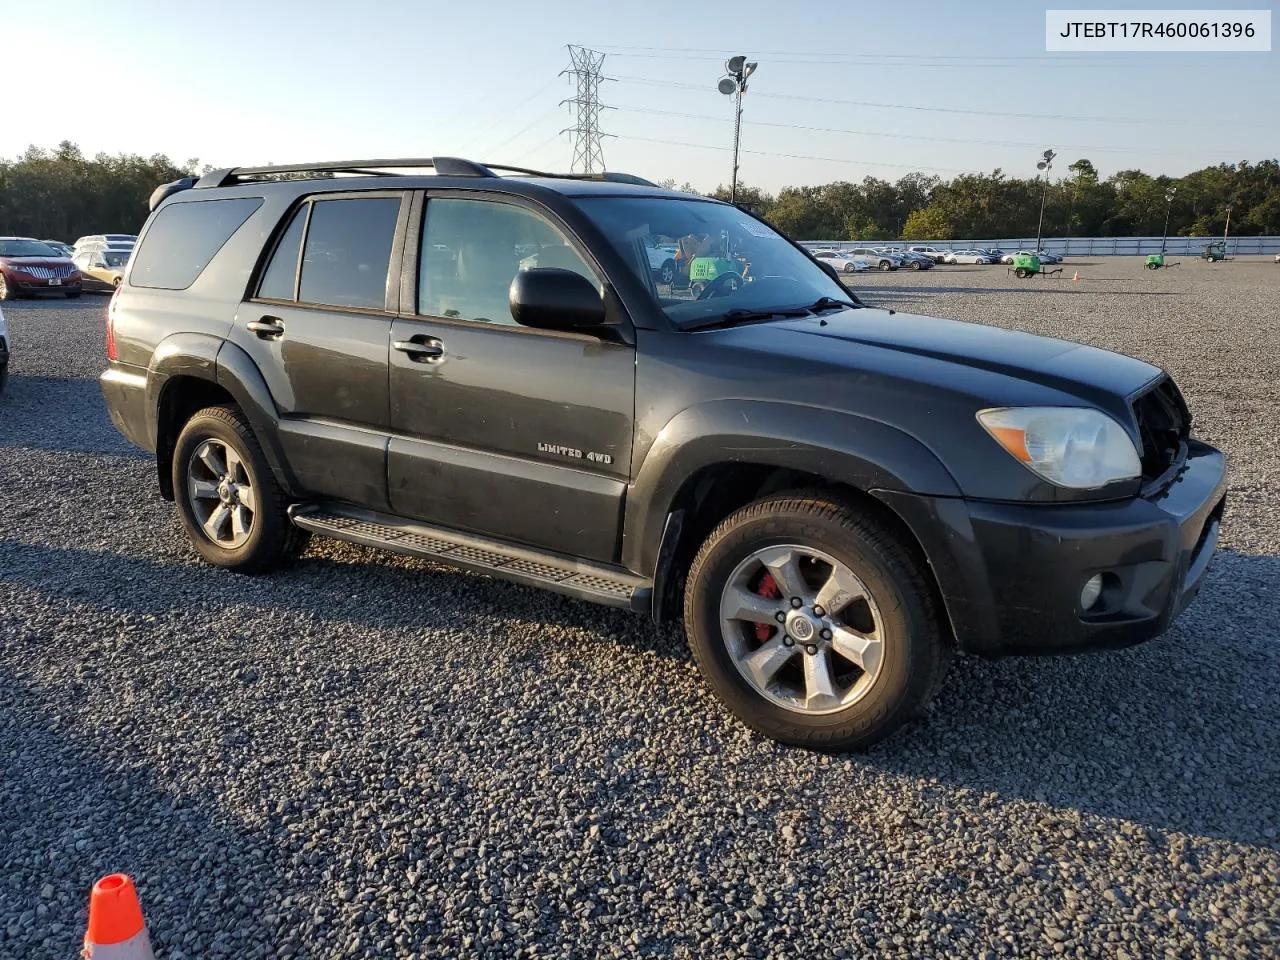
99, 157, 1226, 749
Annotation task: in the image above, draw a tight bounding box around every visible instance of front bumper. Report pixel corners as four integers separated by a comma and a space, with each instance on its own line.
9, 276, 81, 294
880, 440, 1227, 655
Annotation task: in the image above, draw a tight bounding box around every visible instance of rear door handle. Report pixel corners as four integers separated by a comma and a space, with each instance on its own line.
393, 337, 445, 361
247, 318, 285, 340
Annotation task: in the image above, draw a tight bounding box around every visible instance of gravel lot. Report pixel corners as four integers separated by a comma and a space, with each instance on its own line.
2, 257, 1277, 959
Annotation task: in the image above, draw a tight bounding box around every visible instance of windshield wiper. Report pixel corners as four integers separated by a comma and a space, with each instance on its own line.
680, 306, 810, 332
805, 296, 860, 313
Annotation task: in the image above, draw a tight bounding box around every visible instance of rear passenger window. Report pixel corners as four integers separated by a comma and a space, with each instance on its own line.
298, 197, 400, 310
257, 206, 307, 301
129, 197, 262, 290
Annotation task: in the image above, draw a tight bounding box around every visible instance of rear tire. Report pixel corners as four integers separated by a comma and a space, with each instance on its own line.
879, 261, 892, 271
684, 491, 950, 750
172, 404, 309, 573
0, 362, 8, 395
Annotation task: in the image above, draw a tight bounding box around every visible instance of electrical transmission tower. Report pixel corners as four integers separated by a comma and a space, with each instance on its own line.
560, 45, 611, 174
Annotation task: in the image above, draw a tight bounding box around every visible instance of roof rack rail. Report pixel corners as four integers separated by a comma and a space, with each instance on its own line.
156, 158, 658, 207
194, 157, 502, 190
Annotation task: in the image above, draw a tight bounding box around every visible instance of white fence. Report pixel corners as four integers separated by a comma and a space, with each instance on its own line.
799, 236, 1280, 256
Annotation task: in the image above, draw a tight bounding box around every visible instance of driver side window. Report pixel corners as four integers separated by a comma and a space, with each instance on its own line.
418, 198, 599, 326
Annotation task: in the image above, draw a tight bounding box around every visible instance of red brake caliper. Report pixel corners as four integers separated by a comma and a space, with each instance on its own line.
755, 572, 781, 641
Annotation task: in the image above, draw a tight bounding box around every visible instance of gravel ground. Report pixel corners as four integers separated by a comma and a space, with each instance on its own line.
2, 258, 1278, 959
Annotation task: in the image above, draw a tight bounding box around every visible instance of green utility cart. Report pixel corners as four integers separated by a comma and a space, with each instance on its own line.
687, 256, 746, 299
1201, 241, 1226, 262
1146, 254, 1165, 270
1011, 252, 1041, 278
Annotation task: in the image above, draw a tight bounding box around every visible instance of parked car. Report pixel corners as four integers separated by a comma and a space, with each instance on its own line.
646, 238, 680, 284
74, 234, 137, 254
878, 248, 934, 270
41, 240, 74, 258
99, 156, 1226, 750
980, 248, 1007, 262
812, 249, 870, 274
1038, 250, 1063, 264
0, 237, 83, 300
906, 245, 948, 264
845, 246, 900, 271
944, 250, 994, 264
0, 303, 8, 394
73, 248, 131, 292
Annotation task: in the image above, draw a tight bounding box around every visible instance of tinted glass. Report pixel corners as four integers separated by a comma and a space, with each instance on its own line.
257, 205, 307, 300
577, 197, 848, 329
418, 198, 598, 326
130, 198, 262, 289
298, 197, 400, 310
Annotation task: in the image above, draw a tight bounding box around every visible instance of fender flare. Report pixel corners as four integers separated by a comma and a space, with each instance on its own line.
622, 399, 962, 576
215, 340, 300, 495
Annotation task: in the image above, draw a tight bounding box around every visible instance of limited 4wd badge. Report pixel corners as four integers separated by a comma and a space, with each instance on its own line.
538, 442, 613, 465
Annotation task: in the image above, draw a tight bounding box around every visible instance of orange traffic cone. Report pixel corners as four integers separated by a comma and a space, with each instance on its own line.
82, 874, 154, 959
1073, 271, 1080, 282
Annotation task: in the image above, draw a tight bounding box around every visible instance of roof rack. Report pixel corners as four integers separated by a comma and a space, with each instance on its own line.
148, 158, 660, 211
191, 157, 658, 190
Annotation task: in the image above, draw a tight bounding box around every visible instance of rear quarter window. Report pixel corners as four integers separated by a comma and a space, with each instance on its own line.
129, 197, 263, 290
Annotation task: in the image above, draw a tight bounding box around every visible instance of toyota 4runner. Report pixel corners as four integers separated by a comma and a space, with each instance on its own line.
99, 157, 1226, 749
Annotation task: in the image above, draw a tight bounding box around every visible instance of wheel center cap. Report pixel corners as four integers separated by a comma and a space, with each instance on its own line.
785, 611, 817, 642
217, 482, 233, 504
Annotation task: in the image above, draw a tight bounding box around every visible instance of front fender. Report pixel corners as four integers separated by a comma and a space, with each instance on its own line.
622, 399, 961, 575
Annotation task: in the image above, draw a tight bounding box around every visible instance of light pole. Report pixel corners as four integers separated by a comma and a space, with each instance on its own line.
718, 55, 758, 205
1161, 186, 1176, 254
1034, 149, 1056, 254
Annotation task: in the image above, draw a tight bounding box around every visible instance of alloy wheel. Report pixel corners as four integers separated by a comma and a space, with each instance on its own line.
187, 439, 256, 548
719, 544, 885, 715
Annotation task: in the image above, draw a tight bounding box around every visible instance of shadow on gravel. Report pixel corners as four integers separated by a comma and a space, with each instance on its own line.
0, 376, 144, 458
0, 663, 286, 957
864, 550, 1280, 848
0, 538, 686, 663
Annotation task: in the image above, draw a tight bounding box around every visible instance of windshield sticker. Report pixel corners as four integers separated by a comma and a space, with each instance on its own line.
740, 220, 778, 239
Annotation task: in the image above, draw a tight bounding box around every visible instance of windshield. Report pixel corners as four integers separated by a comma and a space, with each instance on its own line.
577, 197, 852, 328
0, 239, 60, 258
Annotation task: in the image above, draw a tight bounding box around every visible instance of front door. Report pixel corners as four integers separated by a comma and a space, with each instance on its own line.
232, 191, 408, 510
387, 194, 634, 564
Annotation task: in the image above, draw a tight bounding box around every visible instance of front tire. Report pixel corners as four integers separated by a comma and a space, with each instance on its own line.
684, 492, 949, 749
64, 289, 82, 298
879, 260, 892, 271
0, 274, 16, 300
172, 404, 308, 573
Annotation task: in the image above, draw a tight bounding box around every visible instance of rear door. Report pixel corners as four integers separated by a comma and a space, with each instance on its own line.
232, 191, 409, 510
385, 192, 635, 563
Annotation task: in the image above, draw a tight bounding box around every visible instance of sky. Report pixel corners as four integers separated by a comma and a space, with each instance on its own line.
4, 0, 1275, 191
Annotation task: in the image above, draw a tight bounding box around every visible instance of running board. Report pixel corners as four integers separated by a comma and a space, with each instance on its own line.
290, 504, 651, 612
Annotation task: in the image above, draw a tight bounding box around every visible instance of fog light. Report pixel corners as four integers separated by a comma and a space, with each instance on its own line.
1080, 574, 1104, 611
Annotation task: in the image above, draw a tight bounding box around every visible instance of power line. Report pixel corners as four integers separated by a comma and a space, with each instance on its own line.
614, 133, 966, 175
451, 76, 562, 155
480, 104, 566, 159
601, 51, 1148, 69
609, 105, 1223, 157
609, 75, 1237, 128
561, 45, 611, 174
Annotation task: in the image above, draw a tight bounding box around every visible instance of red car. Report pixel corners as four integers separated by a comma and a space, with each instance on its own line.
0, 237, 83, 300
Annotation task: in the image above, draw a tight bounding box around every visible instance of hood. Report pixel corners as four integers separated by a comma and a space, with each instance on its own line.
1, 256, 73, 269
729, 307, 1163, 402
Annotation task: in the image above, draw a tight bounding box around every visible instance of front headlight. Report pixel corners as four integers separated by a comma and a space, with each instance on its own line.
977, 406, 1141, 489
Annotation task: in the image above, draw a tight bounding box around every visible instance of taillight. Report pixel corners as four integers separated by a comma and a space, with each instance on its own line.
106, 286, 120, 360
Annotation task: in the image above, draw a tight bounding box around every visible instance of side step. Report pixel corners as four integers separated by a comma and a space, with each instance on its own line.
290, 504, 652, 612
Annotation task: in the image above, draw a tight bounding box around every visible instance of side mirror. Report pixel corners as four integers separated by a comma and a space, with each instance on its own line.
508, 268, 606, 331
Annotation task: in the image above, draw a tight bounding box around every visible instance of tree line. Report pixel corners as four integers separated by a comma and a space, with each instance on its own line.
662, 157, 1280, 241
2, 142, 1277, 244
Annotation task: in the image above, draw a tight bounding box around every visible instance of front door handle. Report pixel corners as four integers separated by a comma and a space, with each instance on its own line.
393, 337, 445, 362
247, 318, 285, 340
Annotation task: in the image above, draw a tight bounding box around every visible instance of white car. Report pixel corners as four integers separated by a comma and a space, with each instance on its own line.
907, 245, 948, 263
812, 249, 870, 274
0, 303, 8, 394
1275, 253, 1280, 263
646, 239, 680, 284
945, 250, 993, 264
1001, 250, 1061, 265
844, 246, 901, 271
